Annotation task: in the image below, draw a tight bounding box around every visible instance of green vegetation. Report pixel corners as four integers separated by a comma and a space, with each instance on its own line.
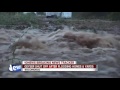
0, 12, 120, 26
73, 12, 120, 20
0, 12, 39, 25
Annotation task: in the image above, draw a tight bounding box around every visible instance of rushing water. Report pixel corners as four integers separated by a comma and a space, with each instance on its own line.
0, 27, 120, 78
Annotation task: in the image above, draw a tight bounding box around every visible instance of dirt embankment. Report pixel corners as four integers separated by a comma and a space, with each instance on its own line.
0, 19, 120, 35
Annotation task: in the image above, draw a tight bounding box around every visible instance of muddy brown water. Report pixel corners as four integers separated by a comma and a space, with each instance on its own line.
0, 27, 120, 78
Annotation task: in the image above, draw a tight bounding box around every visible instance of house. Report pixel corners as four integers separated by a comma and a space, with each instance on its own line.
61, 12, 72, 18
45, 12, 72, 18
22, 12, 72, 18
45, 12, 61, 18
23, 12, 38, 15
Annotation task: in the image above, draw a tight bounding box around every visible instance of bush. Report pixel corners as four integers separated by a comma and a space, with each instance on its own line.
73, 12, 120, 20
108, 12, 120, 21
0, 12, 38, 25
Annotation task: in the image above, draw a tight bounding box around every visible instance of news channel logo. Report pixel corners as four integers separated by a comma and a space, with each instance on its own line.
9, 64, 22, 72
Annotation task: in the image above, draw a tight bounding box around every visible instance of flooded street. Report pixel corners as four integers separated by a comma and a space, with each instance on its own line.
0, 26, 120, 78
